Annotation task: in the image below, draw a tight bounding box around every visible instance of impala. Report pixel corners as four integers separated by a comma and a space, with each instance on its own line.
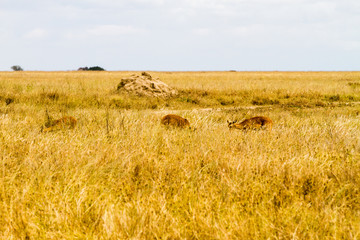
43, 116, 77, 132
227, 116, 273, 131
161, 114, 191, 129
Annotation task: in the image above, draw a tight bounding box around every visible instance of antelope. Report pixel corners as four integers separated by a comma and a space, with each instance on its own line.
42, 116, 77, 132
227, 116, 273, 131
161, 114, 191, 129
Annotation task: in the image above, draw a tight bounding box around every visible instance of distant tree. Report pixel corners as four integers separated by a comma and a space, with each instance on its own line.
88, 66, 105, 71
77, 67, 89, 71
77, 66, 105, 71
11, 65, 23, 71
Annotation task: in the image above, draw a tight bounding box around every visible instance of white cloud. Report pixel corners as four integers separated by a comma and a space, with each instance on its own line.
131, 0, 165, 5
192, 28, 212, 36
229, 24, 267, 37
337, 40, 360, 51
23, 28, 47, 39
86, 25, 145, 36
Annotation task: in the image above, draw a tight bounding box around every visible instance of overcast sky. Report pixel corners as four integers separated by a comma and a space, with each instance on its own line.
1, 0, 359, 71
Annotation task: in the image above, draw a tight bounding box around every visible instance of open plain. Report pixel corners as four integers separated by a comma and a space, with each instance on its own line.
0, 71, 360, 239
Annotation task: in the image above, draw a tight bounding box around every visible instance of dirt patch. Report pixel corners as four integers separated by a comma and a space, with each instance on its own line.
117, 72, 178, 98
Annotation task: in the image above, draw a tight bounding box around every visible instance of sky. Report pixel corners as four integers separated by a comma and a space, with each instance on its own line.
0, 0, 359, 71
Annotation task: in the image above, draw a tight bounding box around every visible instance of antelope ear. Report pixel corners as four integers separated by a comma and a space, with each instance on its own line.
227, 120, 230, 124
233, 120, 237, 123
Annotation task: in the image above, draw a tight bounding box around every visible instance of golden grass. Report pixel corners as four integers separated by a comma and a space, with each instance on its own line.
0, 71, 360, 239
1, 71, 360, 110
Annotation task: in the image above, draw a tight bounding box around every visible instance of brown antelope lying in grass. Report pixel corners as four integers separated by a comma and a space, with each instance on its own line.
43, 116, 77, 133
227, 116, 273, 131
161, 114, 191, 129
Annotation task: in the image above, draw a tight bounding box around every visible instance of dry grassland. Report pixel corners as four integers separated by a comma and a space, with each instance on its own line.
0, 71, 360, 239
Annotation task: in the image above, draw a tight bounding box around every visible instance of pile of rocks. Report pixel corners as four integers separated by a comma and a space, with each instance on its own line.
117, 72, 178, 98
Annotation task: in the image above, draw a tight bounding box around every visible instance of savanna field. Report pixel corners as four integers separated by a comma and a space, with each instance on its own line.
0, 71, 360, 239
